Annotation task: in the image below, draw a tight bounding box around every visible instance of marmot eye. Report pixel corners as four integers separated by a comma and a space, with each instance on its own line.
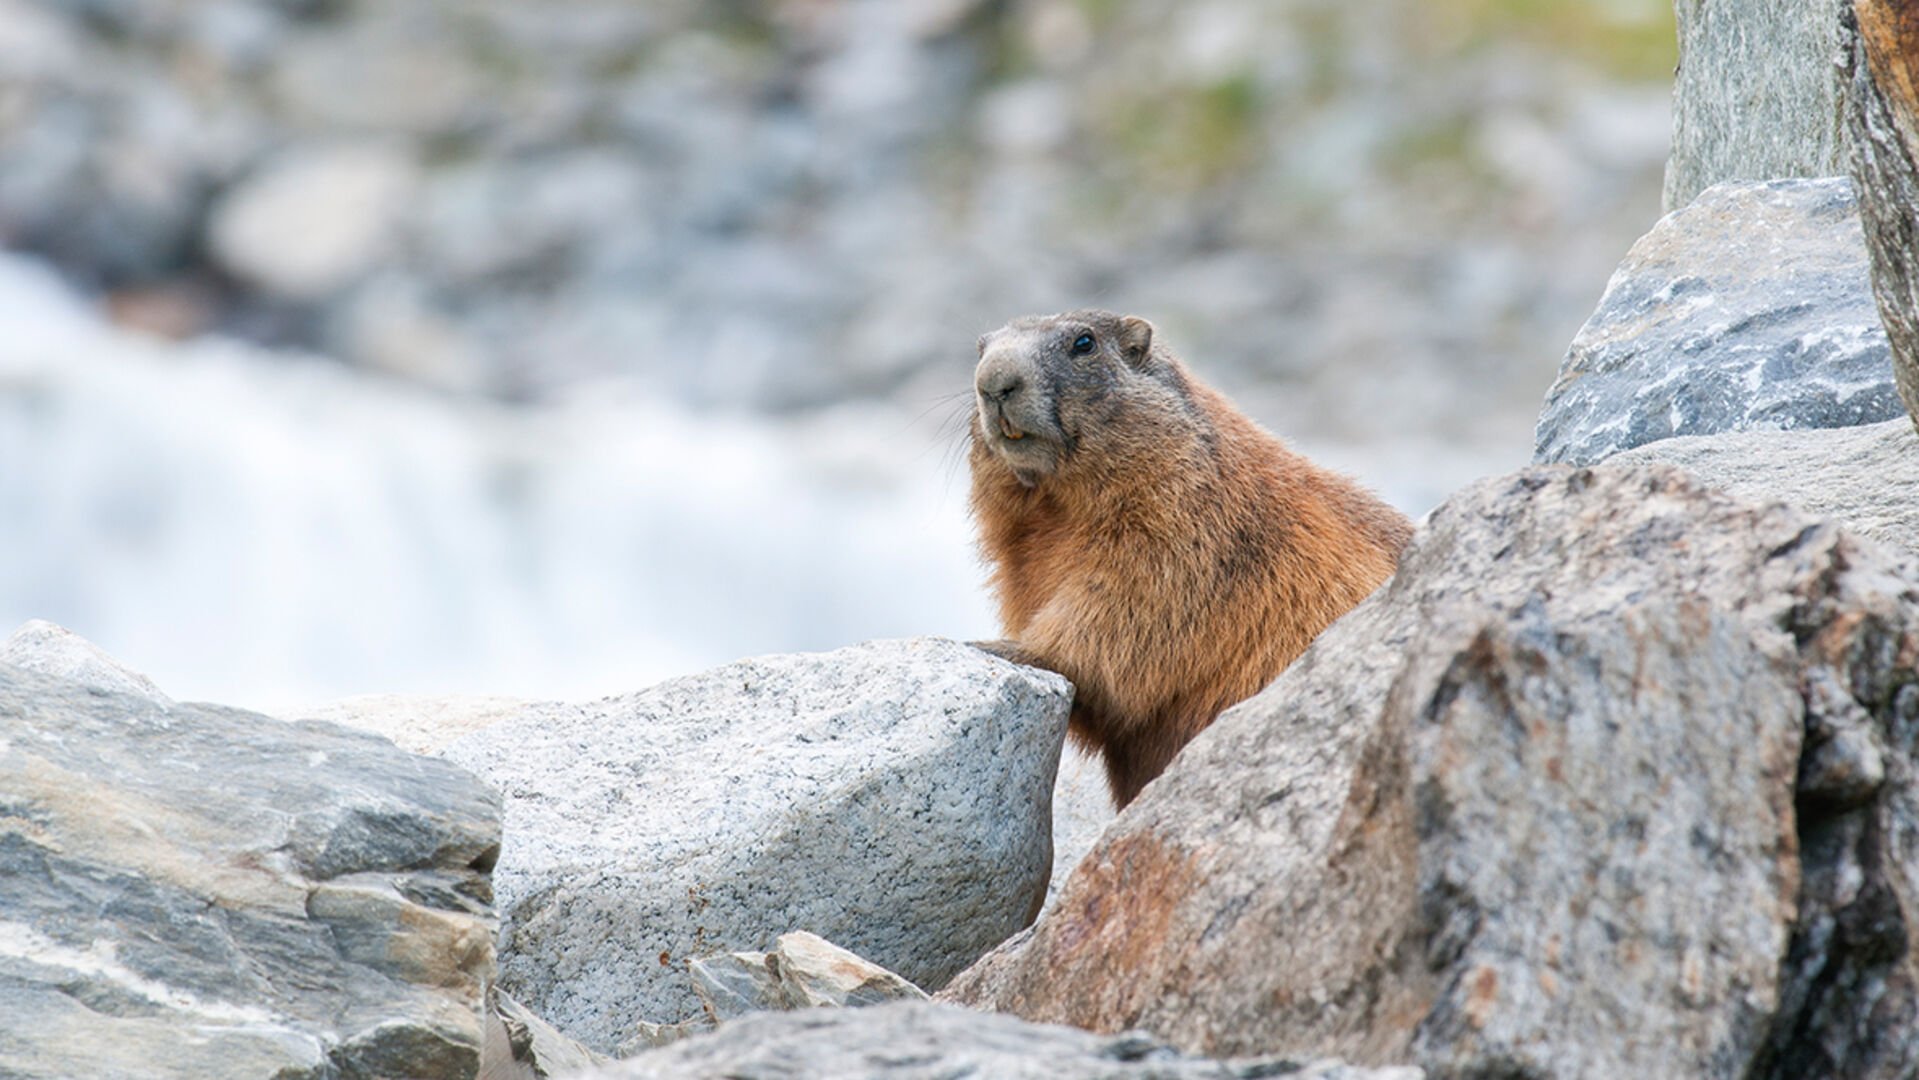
1070, 333, 1096, 356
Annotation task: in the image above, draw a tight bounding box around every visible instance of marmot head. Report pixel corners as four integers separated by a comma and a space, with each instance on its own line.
972, 309, 1195, 488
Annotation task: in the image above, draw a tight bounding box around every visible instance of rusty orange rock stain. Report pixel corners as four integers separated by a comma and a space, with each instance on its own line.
1019, 828, 1201, 1034
1463, 965, 1499, 1029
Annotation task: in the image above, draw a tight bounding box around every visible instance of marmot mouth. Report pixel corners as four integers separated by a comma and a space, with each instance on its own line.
980, 407, 1062, 485
980, 403, 1058, 470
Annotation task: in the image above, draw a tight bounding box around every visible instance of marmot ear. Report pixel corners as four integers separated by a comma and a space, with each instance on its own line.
1118, 316, 1154, 365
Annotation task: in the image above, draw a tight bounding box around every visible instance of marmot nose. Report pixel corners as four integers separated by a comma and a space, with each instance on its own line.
977, 365, 1025, 403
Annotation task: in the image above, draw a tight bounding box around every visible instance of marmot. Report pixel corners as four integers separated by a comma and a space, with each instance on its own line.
969, 310, 1412, 808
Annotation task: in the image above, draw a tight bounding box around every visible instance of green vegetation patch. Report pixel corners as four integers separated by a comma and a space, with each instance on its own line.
1410, 0, 1677, 80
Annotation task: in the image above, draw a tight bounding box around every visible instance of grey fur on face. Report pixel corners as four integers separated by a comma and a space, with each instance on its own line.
972, 310, 1162, 487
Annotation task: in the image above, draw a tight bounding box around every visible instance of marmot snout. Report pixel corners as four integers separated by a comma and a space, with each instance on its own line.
968, 309, 1412, 808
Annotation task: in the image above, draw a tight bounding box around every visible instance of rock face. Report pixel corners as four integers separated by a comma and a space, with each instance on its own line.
489, 987, 609, 1080
295, 693, 533, 756
0, 618, 171, 702
0, 654, 503, 1080
1843, 0, 1919, 432
1047, 748, 1119, 915
1615, 417, 1919, 558
1534, 178, 1902, 466
570, 1001, 1423, 1080
942, 463, 1919, 1078
689, 931, 929, 1024
1664, 0, 1850, 211
301, 695, 1113, 920
436, 637, 1071, 1053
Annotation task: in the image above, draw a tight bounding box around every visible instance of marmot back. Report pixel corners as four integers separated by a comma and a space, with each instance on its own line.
968, 310, 1412, 808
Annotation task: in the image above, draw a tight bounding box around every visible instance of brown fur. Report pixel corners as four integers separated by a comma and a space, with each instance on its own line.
968, 310, 1412, 808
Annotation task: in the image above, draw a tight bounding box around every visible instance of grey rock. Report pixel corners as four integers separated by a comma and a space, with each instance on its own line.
564, 1001, 1423, 1080
764, 933, 927, 1010
291, 692, 533, 756
207, 142, 418, 300
0, 988, 328, 1080
1614, 416, 1919, 558
1665, 0, 1851, 211
686, 952, 772, 1026
623, 1019, 711, 1054
293, 692, 1110, 918
1535, 178, 1902, 467
438, 637, 1071, 1053
0, 618, 170, 702
0, 1, 81, 81
0, 654, 502, 1080
1047, 747, 1118, 915
487, 987, 610, 1080
943, 463, 1919, 1078
689, 931, 927, 1025
270, 24, 480, 135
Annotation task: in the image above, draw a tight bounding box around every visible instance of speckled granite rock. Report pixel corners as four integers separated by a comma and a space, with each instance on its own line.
1535, 178, 1902, 466
292, 693, 1111, 922
0, 650, 502, 1080
944, 464, 1919, 1078
437, 637, 1071, 1053
564, 1002, 1423, 1080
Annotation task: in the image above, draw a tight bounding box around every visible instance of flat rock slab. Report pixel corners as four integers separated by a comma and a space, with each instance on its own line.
1534, 178, 1902, 466
1615, 416, 1919, 558
0, 660, 502, 1080
567, 1001, 1423, 1080
944, 463, 1919, 1078
438, 637, 1071, 1053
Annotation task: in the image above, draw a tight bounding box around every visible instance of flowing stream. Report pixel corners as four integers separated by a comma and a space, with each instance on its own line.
1, 255, 1003, 707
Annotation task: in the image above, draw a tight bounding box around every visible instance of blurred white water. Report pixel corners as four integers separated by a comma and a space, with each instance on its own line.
1, 250, 1523, 708
0, 254, 1002, 708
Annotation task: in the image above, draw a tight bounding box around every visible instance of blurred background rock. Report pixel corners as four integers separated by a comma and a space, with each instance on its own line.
0, 0, 1675, 705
